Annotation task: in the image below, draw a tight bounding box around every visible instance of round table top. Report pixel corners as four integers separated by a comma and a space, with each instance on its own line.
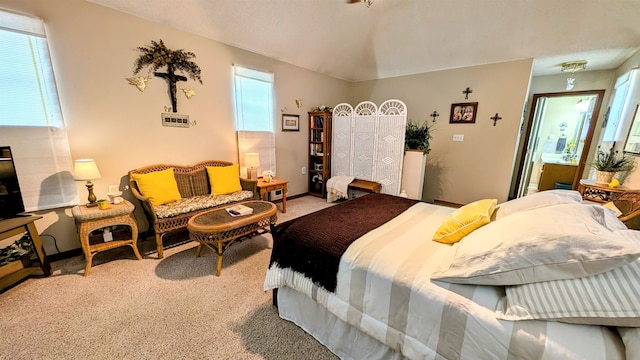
187, 200, 276, 233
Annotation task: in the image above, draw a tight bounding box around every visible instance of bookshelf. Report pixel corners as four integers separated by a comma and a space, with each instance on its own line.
308, 111, 332, 198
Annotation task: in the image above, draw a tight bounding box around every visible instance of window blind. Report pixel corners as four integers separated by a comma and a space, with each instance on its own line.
0, 9, 77, 211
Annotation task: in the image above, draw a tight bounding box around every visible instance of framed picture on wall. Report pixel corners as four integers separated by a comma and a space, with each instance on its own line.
282, 114, 300, 131
450, 102, 478, 124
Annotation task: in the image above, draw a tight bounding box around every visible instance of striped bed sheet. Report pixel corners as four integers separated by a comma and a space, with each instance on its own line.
264, 201, 628, 359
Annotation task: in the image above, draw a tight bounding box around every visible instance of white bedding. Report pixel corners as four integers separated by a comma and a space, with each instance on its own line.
265, 202, 629, 359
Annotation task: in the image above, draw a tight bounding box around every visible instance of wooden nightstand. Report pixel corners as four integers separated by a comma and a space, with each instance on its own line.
71, 200, 142, 276
256, 178, 288, 213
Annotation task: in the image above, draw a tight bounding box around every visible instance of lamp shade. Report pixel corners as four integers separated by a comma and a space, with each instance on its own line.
73, 159, 101, 181
244, 153, 260, 168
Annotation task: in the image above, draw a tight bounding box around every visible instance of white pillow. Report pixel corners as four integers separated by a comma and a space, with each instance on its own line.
431, 203, 640, 286
493, 189, 583, 220
496, 233, 640, 327
618, 327, 640, 359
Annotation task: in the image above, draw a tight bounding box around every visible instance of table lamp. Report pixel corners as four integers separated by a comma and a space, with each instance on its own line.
244, 152, 260, 180
74, 159, 101, 207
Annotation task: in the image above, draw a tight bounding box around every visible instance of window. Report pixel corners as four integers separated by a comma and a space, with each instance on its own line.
233, 65, 276, 177
603, 69, 638, 142
0, 9, 77, 211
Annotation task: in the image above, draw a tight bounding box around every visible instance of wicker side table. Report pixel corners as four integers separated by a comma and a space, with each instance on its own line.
71, 200, 142, 276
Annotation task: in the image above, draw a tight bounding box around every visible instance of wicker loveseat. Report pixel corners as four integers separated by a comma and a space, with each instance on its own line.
128, 160, 258, 258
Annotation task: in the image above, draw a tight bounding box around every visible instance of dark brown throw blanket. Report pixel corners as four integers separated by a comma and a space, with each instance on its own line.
269, 193, 419, 292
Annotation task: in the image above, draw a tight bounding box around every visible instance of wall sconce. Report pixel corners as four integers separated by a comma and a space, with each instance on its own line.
73, 159, 101, 207
244, 153, 260, 180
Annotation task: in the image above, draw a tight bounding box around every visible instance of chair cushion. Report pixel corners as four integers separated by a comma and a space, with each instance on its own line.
154, 191, 254, 219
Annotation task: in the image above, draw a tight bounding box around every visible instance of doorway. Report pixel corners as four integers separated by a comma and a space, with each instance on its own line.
513, 90, 605, 198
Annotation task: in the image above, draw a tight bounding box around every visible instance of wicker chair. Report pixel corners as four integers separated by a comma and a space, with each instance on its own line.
613, 191, 640, 230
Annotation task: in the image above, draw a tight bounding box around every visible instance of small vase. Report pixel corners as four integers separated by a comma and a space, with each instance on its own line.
595, 171, 615, 185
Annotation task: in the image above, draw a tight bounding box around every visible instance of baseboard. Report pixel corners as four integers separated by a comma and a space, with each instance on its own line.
433, 199, 463, 208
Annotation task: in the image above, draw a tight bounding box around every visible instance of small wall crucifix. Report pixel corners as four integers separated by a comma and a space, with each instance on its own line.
491, 113, 502, 126
155, 64, 187, 113
462, 87, 473, 100
430, 111, 440, 122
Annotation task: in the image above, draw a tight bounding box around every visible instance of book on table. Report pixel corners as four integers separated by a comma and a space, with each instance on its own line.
226, 204, 253, 216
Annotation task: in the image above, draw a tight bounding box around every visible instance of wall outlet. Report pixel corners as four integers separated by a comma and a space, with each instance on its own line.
453, 134, 464, 141
302, 166, 307, 175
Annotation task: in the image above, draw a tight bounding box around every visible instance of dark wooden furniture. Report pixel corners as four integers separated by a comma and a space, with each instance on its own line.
348, 178, 382, 199
538, 163, 577, 191
308, 111, 332, 198
187, 201, 277, 276
256, 177, 288, 213
72, 200, 142, 276
0, 216, 50, 291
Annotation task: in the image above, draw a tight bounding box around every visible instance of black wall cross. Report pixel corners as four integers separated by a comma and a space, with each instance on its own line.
490, 113, 502, 126
155, 63, 187, 113
462, 87, 473, 100
430, 111, 440, 122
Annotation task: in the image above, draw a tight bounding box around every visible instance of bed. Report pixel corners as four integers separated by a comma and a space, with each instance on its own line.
264, 191, 640, 359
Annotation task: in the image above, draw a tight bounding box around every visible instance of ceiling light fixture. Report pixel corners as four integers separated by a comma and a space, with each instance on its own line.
561, 60, 588, 73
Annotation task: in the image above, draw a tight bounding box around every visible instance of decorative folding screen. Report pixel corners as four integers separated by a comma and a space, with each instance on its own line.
331, 100, 407, 195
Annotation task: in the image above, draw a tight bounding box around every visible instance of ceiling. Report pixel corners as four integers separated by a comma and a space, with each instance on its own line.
89, 0, 640, 82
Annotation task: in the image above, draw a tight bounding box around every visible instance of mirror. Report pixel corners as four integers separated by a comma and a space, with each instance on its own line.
624, 104, 640, 155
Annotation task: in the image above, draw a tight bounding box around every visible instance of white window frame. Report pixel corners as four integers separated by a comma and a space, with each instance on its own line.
233, 65, 276, 177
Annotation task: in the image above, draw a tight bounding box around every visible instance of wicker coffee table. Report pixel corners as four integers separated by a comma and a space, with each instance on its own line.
187, 201, 277, 276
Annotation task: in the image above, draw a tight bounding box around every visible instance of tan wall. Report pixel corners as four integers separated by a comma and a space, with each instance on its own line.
2, 0, 349, 254
348, 60, 533, 204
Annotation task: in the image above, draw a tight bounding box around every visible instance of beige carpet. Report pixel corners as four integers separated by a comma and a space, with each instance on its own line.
0, 196, 338, 359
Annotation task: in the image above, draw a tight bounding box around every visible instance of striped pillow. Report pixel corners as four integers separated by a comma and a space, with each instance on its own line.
497, 230, 640, 326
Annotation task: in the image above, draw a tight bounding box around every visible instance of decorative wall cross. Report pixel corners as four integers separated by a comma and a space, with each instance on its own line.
131, 39, 202, 113
490, 113, 502, 126
462, 87, 473, 100
430, 111, 440, 122
154, 64, 187, 113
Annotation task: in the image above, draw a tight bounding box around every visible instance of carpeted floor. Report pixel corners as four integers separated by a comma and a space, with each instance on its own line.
0, 196, 338, 360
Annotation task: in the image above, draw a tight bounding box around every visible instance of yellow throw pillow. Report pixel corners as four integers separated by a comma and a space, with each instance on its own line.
603, 201, 623, 217
206, 165, 242, 195
131, 168, 182, 207
433, 198, 497, 244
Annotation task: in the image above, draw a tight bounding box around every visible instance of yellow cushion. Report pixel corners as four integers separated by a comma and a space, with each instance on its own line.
131, 168, 182, 207
206, 165, 242, 195
433, 198, 497, 244
603, 201, 623, 216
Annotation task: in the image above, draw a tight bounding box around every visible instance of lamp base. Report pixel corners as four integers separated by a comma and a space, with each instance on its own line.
248, 168, 258, 180
86, 181, 97, 207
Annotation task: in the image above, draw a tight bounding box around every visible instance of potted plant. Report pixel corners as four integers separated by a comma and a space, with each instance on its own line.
591, 145, 635, 184
404, 119, 432, 153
